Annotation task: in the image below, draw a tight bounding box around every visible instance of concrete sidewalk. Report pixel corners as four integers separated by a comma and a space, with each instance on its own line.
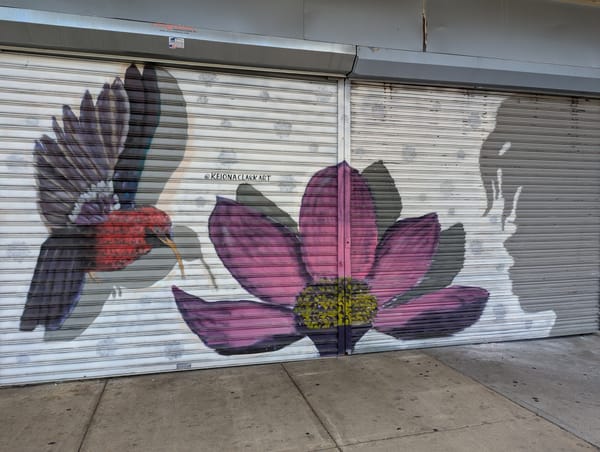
2, 337, 598, 452
427, 334, 600, 449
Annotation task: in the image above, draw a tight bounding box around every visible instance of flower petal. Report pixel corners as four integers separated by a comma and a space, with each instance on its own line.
373, 286, 489, 339
367, 213, 440, 306
299, 164, 339, 279
350, 165, 378, 280
173, 286, 302, 355
209, 197, 309, 307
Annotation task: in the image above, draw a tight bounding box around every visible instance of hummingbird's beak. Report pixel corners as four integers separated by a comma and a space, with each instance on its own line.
158, 236, 185, 278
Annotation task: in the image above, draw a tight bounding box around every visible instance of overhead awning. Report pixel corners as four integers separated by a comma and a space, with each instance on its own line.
2, 6, 600, 95
0, 6, 356, 76
352, 46, 600, 96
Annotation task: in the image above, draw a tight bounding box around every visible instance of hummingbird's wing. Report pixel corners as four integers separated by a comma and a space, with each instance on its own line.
20, 232, 91, 331
35, 79, 130, 228
112, 64, 160, 210
23, 78, 130, 331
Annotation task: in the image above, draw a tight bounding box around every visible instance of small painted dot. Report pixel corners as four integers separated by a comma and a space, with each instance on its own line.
402, 146, 417, 162
195, 196, 207, 207
274, 121, 292, 138
165, 341, 184, 360
468, 111, 482, 129
218, 150, 238, 166
279, 176, 296, 193
96, 338, 117, 357
260, 90, 270, 101
493, 305, 506, 321
198, 72, 217, 83
470, 240, 483, 255
371, 104, 385, 116
16, 354, 31, 364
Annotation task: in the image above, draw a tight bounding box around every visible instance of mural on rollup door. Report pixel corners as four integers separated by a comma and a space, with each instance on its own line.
5, 59, 577, 373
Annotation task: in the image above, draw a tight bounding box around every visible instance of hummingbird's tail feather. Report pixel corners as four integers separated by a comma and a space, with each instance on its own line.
20, 233, 90, 331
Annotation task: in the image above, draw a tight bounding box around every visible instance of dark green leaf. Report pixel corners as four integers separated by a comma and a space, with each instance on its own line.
236, 183, 298, 233
385, 223, 466, 307
361, 160, 402, 241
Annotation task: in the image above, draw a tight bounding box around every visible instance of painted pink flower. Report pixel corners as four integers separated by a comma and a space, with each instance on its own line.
173, 162, 488, 355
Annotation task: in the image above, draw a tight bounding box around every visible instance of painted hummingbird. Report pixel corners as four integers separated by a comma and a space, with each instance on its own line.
20, 64, 184, 331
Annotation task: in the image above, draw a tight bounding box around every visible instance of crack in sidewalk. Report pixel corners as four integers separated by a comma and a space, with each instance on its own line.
77, 379, 107, 452
281, 363, 342, 451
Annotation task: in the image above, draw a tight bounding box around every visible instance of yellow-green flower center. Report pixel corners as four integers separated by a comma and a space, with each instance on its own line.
293, 278, 378, 329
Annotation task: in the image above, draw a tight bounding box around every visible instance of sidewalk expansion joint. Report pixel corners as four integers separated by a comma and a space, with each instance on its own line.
77, 379, 107, 452
337, 419, 518, 448
280, 363, 341, 450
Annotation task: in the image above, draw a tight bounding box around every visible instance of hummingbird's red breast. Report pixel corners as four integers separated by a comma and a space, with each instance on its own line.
94, 206, 173, 272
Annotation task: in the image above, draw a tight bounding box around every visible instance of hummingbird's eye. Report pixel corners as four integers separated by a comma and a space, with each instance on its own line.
150, 226, 172, 240
150, 226, 166, 236
147, 227, 164, 240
